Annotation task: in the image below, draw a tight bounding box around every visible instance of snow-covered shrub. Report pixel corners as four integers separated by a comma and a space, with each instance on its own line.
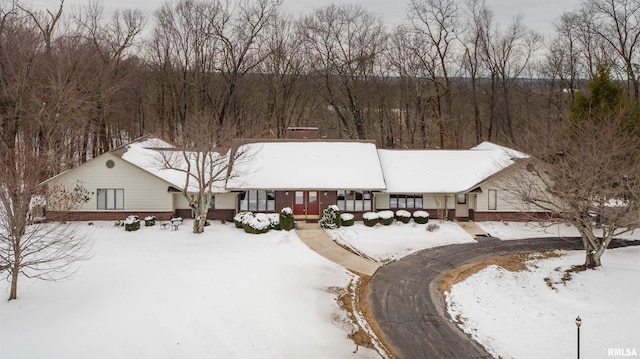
363, 212, 378, 227
243, 213, 271, 234
395, 210, 411, 224
234, 211, 253, 228
268, 213, 281, 230
426, 223, 440, 232
378, 210, 394, 225
279, 207, 295, 231
340, 213, 355, 226
413, 210, 430, 224
124, 215, 141, 232
144, 216, 156, 226
320, 205, 341, 229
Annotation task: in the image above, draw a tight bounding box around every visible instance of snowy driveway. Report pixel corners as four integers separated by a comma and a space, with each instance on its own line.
367, 237, 640, 359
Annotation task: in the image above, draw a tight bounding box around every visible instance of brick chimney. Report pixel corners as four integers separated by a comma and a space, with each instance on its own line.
286, 127, 319, 140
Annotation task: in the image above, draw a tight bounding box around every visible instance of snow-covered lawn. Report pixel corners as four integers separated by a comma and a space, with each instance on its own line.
326, 221, 475, 262
0, 221, 378, 359
477, 221, 640, 241
446, 247, 640, 359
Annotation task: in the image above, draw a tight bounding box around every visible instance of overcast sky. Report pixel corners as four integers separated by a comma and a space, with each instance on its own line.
29, 0, 584, 37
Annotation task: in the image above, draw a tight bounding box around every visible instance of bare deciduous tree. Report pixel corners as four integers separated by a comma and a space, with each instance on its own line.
506, 65, 640, 268
156, 118, 250, 234
299, 4, 387, 140
0, 134, 91, 300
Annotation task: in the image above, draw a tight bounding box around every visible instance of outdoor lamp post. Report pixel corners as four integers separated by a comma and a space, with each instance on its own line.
575, 316, 582, 359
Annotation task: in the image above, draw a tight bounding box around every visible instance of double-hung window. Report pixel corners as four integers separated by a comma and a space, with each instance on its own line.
97, 189, 124, 210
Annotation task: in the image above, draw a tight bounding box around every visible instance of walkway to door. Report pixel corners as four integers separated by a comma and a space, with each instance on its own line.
296, 222, 381, 276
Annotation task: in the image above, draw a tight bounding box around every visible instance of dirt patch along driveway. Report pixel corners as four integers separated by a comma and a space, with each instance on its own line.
367, 237, 640, 359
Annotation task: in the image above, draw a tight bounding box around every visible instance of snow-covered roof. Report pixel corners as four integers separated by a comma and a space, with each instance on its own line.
378, 142, 527, 193
120, 137, 230, 193
226, 141, 387, 190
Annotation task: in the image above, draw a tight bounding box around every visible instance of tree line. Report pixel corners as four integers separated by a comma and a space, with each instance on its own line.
2, 0, 640, 169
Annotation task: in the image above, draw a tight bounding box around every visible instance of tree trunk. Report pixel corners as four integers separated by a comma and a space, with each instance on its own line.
192, 193, 210, 234
584, 249, 602, 269
10, 266, 18, 300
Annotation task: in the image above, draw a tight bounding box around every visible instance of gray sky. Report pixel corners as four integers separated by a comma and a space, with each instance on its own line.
29, 0, 584, 36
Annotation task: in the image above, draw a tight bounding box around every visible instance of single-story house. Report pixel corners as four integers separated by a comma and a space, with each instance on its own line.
42, 132, 547, 222
225, 140, 387, 220
376, 142, 543, 221
42, 137, 236, 221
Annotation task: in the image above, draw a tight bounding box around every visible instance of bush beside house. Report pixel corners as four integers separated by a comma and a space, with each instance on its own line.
279, 207, 294, 231
320, 205, 341, 229
378, 210, 394, 225
340, 213, 355, 226
144, 216, 156, 226
124, 215, 141, 232
363, 212, 378, 227
413, 210, 430, 224
395, 210, 411, 223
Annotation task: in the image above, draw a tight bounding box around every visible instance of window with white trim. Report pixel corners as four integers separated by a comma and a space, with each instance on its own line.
488, 189, 497, 210
337, 190, 372, 211
389, 194, 423, 209
97, 189, 124, 210
239, 191, 275, 211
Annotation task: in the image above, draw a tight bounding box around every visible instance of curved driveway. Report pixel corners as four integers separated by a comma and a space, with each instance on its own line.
368, 237, 640, 359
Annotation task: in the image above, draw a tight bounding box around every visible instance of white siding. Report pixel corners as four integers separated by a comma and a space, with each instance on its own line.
423, 194, 454, 209
374, 193, 390, 210
46, 153, 175, 212
475, 172, 545, 212
173, 193, 191, 210
215, 193, 237, 210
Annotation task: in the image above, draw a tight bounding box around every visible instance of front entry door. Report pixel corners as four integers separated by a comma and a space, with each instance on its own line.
455, 193, 469, 218
293, 191, 320, 217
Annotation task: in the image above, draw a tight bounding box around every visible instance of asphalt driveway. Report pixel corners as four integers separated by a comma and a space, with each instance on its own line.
368, 237, 640, 359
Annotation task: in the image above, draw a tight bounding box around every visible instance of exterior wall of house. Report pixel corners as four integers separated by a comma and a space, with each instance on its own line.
320, 191, 338, 212
215, 192, 237, 210
472, 168, 550, 221
45, 153, 176, 221
374, 193, 390, 209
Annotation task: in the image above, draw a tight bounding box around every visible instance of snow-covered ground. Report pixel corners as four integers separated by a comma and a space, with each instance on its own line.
0, 221, 379, 359
326, 221, 475, 262
477, 221, 640, 241
3, 219, 638, 359
446, 247, 640, 359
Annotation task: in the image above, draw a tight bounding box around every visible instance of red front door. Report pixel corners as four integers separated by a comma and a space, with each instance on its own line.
293, 191, 319, 217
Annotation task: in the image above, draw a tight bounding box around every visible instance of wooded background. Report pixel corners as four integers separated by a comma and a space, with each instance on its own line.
2, 0, 639, 173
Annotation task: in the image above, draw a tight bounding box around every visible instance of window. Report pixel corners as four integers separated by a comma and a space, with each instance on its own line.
239, 191, 275, 211
97, 189, 124, 210
456, 193, 467, 204
488, 189, 497, 210
337, 190, 372, 211
389, 194, 423, 209
209, 195, 215, 209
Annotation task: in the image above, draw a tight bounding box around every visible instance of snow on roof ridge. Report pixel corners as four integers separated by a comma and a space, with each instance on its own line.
471, 141, 529, 159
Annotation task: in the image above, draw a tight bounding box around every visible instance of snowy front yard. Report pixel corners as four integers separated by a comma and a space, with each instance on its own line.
0, 221, 378, 359
2, 219, 638, 359
446, 247, 640, 359
326, 221, 476, 262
